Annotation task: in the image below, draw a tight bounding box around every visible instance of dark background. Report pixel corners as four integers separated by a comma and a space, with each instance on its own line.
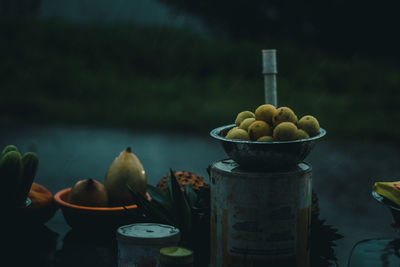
2, 0, 400, 142
2, 1, 400, 266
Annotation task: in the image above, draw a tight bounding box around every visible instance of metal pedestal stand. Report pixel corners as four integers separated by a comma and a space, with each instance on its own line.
209, 50, 313, 267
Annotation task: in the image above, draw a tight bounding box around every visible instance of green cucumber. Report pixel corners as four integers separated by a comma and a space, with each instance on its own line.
18, 152, 39, 205
0, 150, 23, 206
1, 145, 19, 159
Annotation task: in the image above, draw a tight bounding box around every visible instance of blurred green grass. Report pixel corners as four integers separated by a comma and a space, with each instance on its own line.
1, 19, 400, 142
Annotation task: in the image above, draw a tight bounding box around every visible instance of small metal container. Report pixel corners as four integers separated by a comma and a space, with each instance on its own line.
116, 223, 180, 267
210, 159, 312, 267
159, 246, 194, 267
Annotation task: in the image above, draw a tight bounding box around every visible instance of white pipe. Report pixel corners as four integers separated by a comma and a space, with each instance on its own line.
262, 49, 278, 106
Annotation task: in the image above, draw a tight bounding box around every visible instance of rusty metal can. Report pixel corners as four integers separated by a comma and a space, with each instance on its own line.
210, 159, 312, 267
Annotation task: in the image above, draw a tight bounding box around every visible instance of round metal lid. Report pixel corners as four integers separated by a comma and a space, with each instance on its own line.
116, 223, 180, 245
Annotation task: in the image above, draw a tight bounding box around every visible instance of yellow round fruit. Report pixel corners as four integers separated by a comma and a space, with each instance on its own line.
273, 122, 298, 141
248, 121, 272, 141
235, 111, 255, 126
225, 128, 250, 140
255, 104, 277, 125
297, 129, 310, 140
298, 115, 320, 136
239, 118, 256, 131
226, 126, 239, 136
272, 107, 298, 126
69, 178, 108, 207
257, 136, 274, 142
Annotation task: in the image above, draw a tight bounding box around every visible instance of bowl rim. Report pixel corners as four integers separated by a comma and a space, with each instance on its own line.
54, 187, 138, 211
210, 123, 326, 144
372, 190, 400, 211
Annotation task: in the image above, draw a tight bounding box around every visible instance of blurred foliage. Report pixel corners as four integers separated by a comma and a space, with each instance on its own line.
1, 18, 400, 142
160, 0, 400, 59
0, 0, 41, 18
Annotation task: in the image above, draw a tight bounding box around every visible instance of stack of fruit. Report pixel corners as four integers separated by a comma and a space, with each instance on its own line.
225, 104, 321, 141
0, 145, 39, 208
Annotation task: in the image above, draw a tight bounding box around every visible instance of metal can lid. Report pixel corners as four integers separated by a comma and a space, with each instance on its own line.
116, 223, 180, 246
160, 246, 194, 264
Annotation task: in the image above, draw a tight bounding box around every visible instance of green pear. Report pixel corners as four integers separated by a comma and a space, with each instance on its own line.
104, 147, 147, 206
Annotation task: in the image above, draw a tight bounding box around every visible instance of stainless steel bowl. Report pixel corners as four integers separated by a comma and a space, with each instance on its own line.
210, 124, 326, 170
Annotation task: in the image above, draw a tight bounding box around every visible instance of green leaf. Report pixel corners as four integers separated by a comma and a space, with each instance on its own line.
169, 169, 182, 202
185, 183, 198, 208
169, 169, 192, 236
147, 184, 173, 211
127, 184, 175, 226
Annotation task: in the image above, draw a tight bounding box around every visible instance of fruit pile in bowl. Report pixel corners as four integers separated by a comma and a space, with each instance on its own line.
54, 147, 147, 230
210, 104, 326, 170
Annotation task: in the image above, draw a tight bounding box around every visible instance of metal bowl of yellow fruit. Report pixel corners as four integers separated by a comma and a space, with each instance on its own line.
210, 124, 326, 170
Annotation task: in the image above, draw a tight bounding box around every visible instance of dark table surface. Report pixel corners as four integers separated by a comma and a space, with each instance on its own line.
7, 221, 118, 267
348, 238, 400, 267
6, 212, 400, 267
5, 192, 340, 267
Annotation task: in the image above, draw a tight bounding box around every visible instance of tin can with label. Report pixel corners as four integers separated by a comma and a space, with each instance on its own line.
116, 223, 180, 267
210, 159, 312, 267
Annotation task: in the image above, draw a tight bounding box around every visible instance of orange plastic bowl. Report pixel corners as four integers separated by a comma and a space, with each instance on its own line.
54, 188, 141, 230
